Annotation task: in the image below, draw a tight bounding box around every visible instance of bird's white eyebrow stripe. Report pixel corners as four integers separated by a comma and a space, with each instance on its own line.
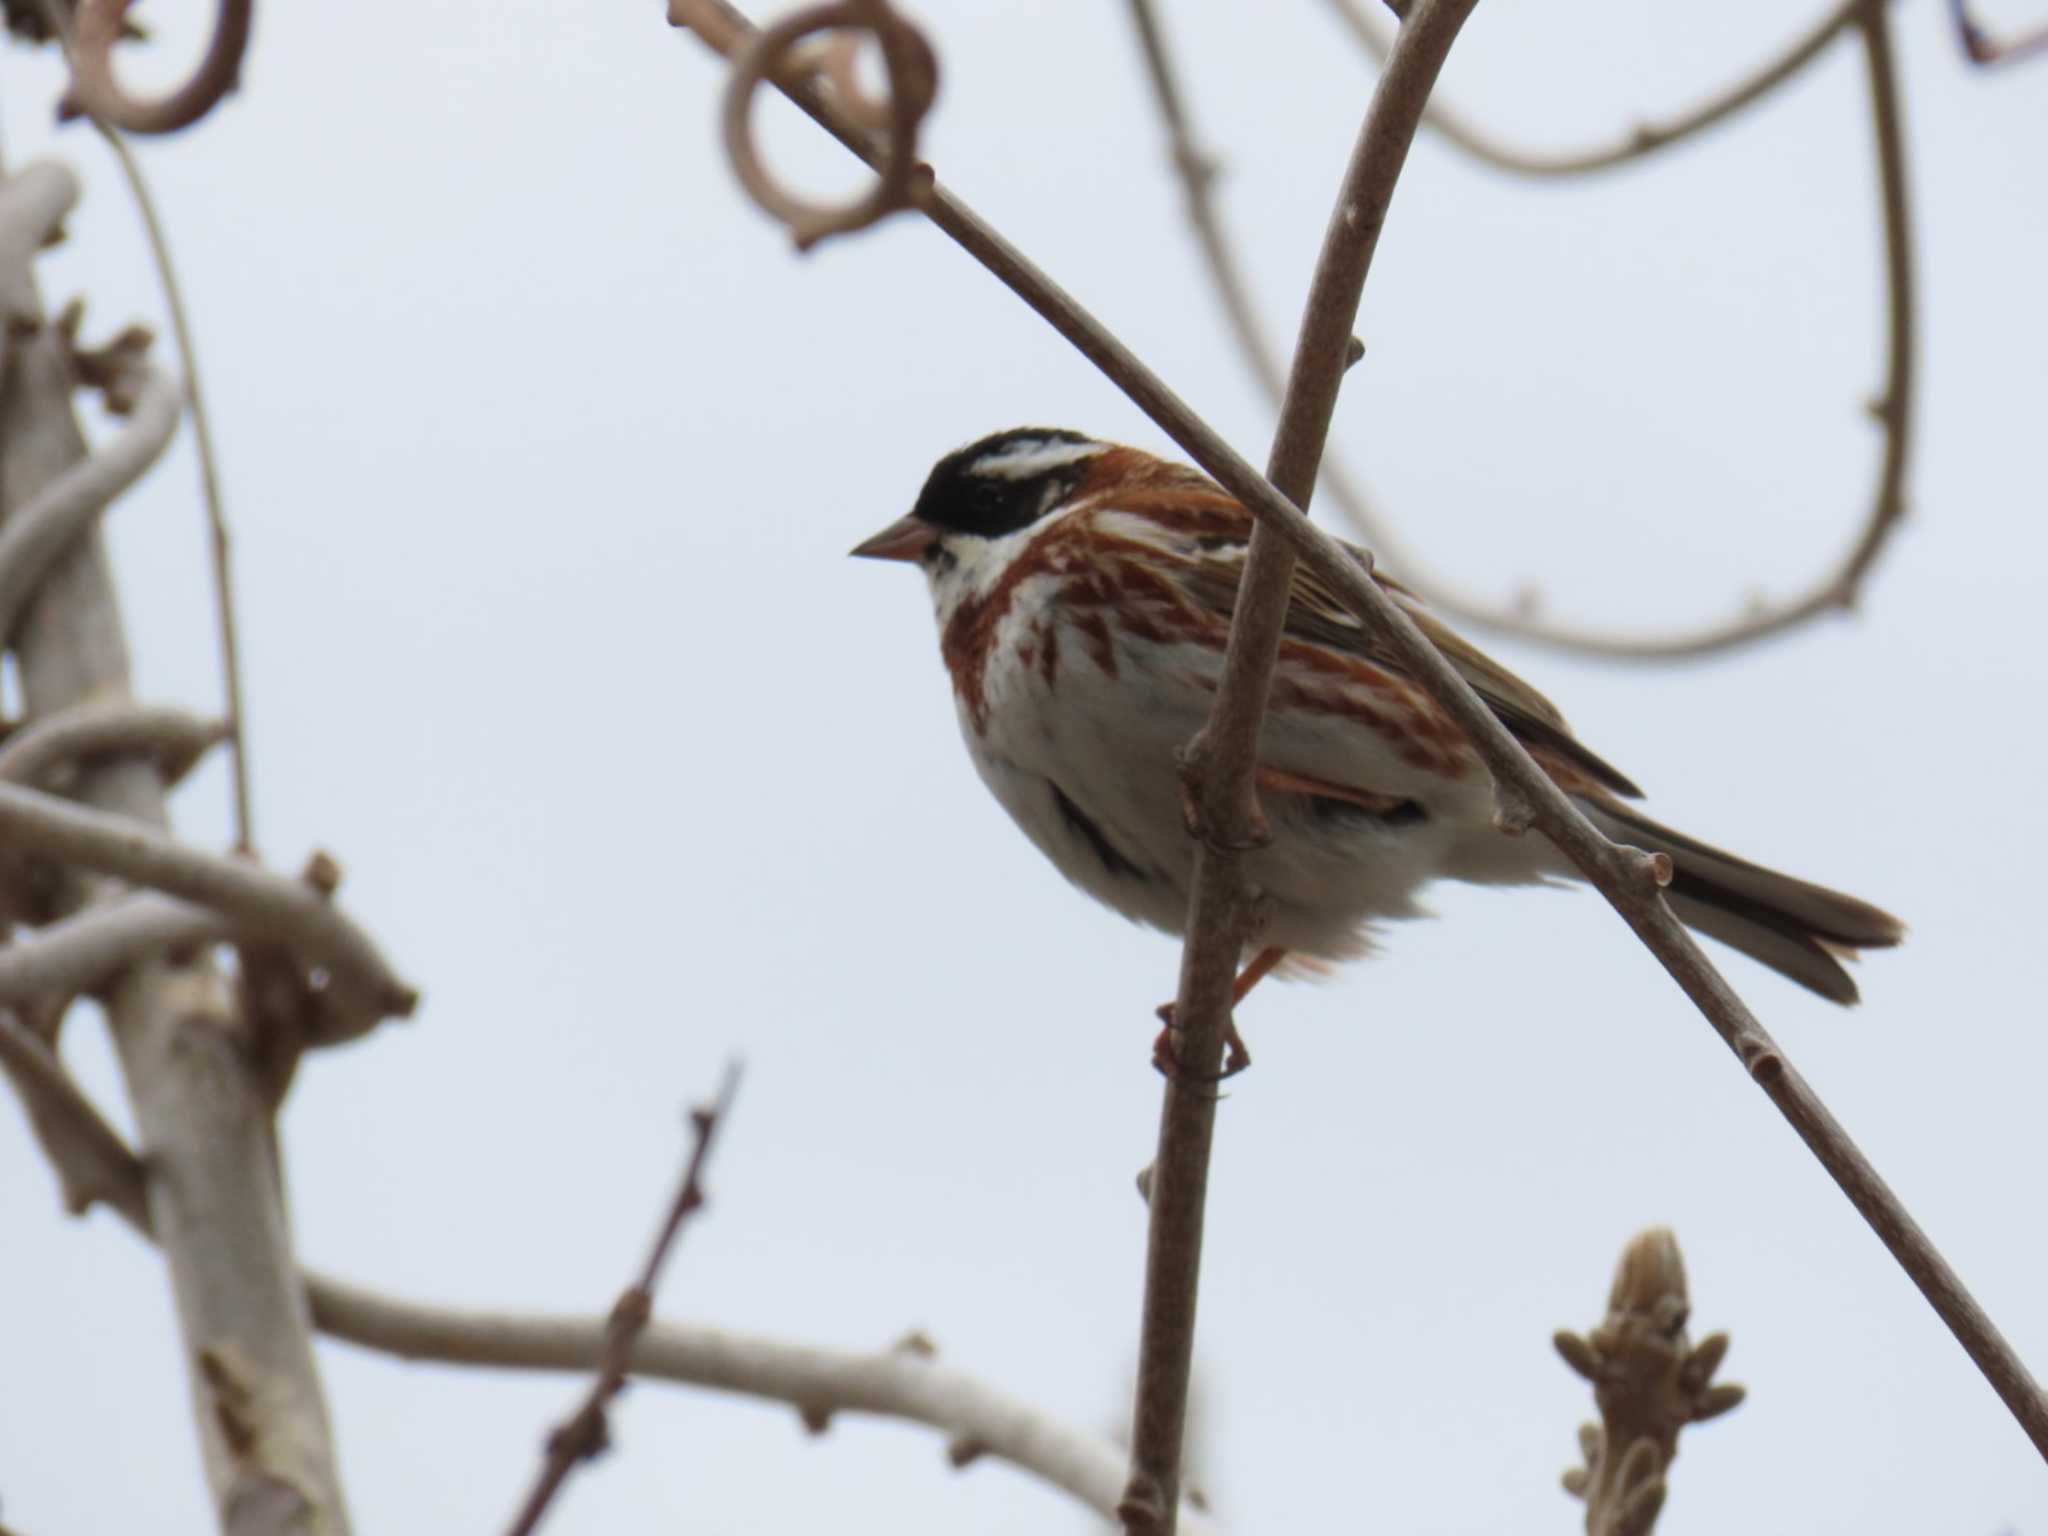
972, 440, 1104, 479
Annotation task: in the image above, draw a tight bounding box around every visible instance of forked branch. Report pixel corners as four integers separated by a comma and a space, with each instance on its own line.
668, 0, 2048, 1474
1138, 0, 1915, 660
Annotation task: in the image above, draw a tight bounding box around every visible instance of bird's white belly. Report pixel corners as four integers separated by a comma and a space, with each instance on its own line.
956, 605, 1504, 959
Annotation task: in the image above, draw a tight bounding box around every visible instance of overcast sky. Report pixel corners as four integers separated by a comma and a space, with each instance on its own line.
3, 1, 2045, 1531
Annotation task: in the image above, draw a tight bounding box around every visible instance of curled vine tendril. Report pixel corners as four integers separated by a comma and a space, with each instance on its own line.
56, 0, 254, 135
719, 0, 937, 251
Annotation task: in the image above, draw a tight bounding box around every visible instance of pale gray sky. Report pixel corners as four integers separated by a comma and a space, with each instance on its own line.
3, 1, 2045, 1531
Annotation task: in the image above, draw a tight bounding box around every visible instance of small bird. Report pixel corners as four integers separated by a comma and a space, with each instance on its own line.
854, 427, 1902, 1035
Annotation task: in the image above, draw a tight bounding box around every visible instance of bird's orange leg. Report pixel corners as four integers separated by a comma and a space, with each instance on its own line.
1153, 946, 1290, 1081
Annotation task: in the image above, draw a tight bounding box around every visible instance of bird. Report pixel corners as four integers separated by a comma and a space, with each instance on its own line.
853, 427, 1903, 1049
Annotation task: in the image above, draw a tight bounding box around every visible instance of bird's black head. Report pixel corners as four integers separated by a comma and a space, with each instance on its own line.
910, 428, 1107, 540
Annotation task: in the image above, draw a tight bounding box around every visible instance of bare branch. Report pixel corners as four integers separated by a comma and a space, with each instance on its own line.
56, 0, 254, 135
0, 358, 180, 644
1320, 0, 1865, 178
307, 1272, 1220, 1536
670, 0, 2048, 1463
0, 782, 416, 1027
64, 37, 257, 849
0, 699, 224, 787
1555, 1229, 1745, 1535
2, 265, 352, 1526
1141, 0, 1915, 660
1946, 0, 2048, 65
0, 1004, 151, 1228
504, 1063, 742, 1536
1128, 5, 1480, 1530
0, 889, 228, 1004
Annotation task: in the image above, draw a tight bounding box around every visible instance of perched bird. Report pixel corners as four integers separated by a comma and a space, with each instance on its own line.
854, 427, 1902, 1030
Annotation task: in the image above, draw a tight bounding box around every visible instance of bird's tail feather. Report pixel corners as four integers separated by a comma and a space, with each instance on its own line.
1576, 799, 1904, 1005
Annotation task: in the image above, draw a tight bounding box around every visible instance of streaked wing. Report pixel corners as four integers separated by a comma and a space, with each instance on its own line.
1167, 522, 1644, 800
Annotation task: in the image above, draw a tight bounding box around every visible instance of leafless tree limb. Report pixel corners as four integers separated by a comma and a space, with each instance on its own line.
0, 1034, 1220, 1535
1137, 0, 1916, 660
0, 356, 179, 643
504, 1062, 742, 1536
0, 889, 228, 1004
1127, 4, 1479, 1530
1, 172, 352, 1529
0, 699, 223, 787
1555, 1229, 1745, 1535
1320, 0, 1867, 178
0, 782, 416, 1027
0, 1004, 152, 1227
307, 1271, 1221, 1536
669, 0, 2048, 1467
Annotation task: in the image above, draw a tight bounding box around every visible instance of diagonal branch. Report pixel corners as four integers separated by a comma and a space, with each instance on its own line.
667, 0, 2048, 1467
503, 1063, 742, 1536
0, 781, 417, 1028
0, 1004, 152, 1228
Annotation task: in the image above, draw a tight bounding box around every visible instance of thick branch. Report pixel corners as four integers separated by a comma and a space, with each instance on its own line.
0, 889, 228, 1004
0, 358, 180, 643
0, 781, 416, 1025
308, 1273, 1220, 1536
670, 0, 2048, 1463
0, 699, 224, 787
0, 1040, 1218, 1536
1, 191, 354, 1530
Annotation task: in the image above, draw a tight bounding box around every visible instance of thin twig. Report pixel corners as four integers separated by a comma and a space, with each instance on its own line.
1321, 0, 1865, 177
1125, 5, 1479, 1528
504, 1062, 743, 1536
670, 0, 2048, 1464
1143, 0, 1915, 660
37, 0, 257, 852
0, 780, 417, 1023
